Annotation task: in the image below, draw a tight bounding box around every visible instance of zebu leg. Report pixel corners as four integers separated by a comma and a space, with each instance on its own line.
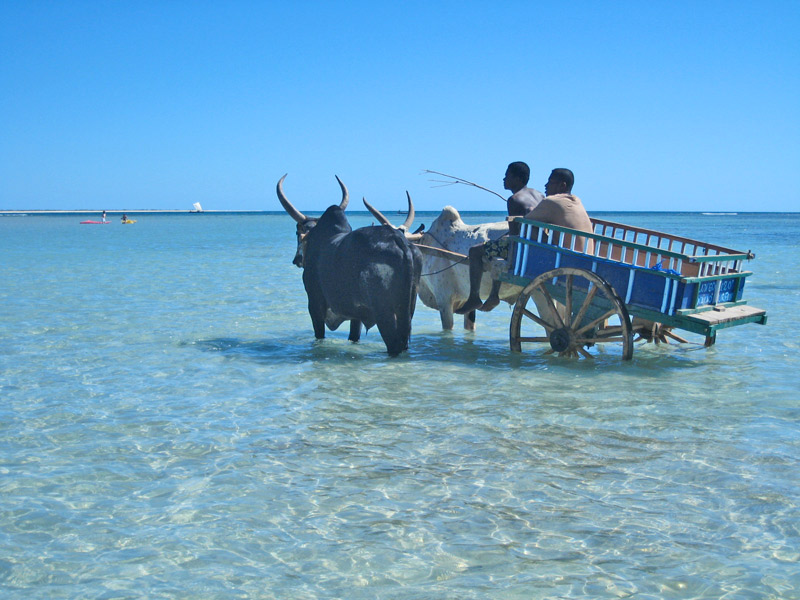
348, 320, 362, 342
439, 306, 455, 330
463, 310, 477, 331
376, 313, 404, 356
307, 297, 326, 339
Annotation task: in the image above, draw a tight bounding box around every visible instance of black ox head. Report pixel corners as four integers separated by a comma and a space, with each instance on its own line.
277, 174, 349, 267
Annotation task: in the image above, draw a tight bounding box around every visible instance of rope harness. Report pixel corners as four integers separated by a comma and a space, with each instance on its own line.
416, 231, 463, 277
415, 230, 509, 277
421, 254, 470, 277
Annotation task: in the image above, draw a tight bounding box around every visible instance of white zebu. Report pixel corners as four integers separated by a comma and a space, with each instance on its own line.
416, 206, 522, 330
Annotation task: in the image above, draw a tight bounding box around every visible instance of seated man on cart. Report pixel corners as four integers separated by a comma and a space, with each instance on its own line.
452, 161, 543, 315
456, 167, 593, 314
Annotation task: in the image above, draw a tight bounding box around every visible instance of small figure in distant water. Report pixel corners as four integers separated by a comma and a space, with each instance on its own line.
102, 210, 107, 222
121, 213, 127, 222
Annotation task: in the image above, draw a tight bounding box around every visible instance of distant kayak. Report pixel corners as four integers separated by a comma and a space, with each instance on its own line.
80, 220, 111, 224
121, 219, 137, 224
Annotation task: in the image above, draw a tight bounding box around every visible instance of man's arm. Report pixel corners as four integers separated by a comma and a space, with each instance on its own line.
507, 198, 529, 219
508, 188, 543, 218
508, 190, 544, 235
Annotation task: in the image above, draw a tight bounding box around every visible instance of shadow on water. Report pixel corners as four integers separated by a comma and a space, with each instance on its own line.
186, 336, 335, 363
186, 330, 718, 374
188, 334, 412, 363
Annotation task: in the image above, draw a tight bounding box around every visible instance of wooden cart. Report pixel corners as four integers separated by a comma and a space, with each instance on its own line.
493, 216, 768, 359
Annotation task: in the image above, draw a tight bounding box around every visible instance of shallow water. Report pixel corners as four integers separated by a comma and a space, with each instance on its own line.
1, 212, 798, 599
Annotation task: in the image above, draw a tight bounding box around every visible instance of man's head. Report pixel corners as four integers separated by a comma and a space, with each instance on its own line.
504, 161, 530, 192
544, 168, 574, 196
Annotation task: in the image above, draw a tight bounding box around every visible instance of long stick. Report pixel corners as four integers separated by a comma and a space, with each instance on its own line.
413, 243, 467, 262
423, 170, 507, 203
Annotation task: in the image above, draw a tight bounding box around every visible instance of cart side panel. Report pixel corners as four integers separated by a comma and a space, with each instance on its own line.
515, 242, 559, 278
593, 260, 634, 303
694, 276, 746, 306
734, 276, 746, 303
557, 251, 597, 281
678, 282, 697, 311
515, 239, 673, 313
625, 269, 674, 313
512, 232, 753, 317
517, 241, 599, 285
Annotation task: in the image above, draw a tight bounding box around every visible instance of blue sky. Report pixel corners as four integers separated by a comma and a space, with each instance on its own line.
1, 0, 798, 212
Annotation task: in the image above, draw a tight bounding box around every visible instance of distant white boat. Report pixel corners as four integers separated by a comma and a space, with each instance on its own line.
702, 212, 737, 215
191, 202, 204, 212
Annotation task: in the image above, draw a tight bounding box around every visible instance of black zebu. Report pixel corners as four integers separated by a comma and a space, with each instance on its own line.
277, 175, 422, 356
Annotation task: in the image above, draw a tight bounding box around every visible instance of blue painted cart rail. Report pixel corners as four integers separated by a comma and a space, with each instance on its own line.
500, 217, 767, 343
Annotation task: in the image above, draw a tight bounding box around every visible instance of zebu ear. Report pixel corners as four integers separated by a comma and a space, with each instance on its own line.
277, 174, 308, 223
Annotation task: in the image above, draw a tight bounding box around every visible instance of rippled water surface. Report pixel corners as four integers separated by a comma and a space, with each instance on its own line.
1, 212, 798, 599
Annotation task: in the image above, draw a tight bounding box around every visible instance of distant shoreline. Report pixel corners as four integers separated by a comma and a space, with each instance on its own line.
2, 210, 798, 216
7, 207, 797, 217
0, 209, 206, 214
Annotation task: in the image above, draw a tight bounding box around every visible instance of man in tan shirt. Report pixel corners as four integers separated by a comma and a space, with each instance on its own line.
523, 167, 593, 253
457, 168, 592, 313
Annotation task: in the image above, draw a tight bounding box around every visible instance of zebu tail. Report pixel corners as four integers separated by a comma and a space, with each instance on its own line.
395, 243, 422, 354
377, 240, 420, 356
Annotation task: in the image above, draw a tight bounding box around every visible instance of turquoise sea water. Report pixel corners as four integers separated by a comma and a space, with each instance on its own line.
1, 211, 798, 599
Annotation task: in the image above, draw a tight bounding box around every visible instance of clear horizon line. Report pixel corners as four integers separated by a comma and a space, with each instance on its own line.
2, 209, 800, 215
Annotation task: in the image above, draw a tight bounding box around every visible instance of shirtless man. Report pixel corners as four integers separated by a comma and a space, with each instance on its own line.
456, 167, 592, 313
454, 162, 543, 315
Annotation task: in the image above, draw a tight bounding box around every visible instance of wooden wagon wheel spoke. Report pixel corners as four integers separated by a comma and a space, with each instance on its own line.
599, 325, 623, 335
537, 283, 565, 330
521, 307, 554, 332
510, 267, 633, 360
574, 308, 618, 337
574, 336, 627, 344
564, 275, 574, 327
572, 284, 598, 331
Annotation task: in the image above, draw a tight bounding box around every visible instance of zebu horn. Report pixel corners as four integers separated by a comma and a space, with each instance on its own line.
401, 191, 415, 231
276, 174, 307, 223
362, 197, 392, 226
362, 192, 417, 233
335, 175, 349, 211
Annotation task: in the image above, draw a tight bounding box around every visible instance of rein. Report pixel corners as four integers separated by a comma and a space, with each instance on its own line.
417, 231, 471, 277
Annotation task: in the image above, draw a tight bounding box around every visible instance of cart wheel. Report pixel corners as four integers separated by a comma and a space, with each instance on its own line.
510, 267, 633, 360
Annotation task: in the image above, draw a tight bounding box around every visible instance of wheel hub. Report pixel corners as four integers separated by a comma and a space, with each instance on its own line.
549, 327, 572, 353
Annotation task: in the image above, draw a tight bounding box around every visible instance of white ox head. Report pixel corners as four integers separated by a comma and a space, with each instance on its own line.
417, 206, 519, 330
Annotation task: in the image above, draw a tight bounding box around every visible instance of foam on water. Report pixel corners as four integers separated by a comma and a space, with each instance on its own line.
1, 212, 798, 598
